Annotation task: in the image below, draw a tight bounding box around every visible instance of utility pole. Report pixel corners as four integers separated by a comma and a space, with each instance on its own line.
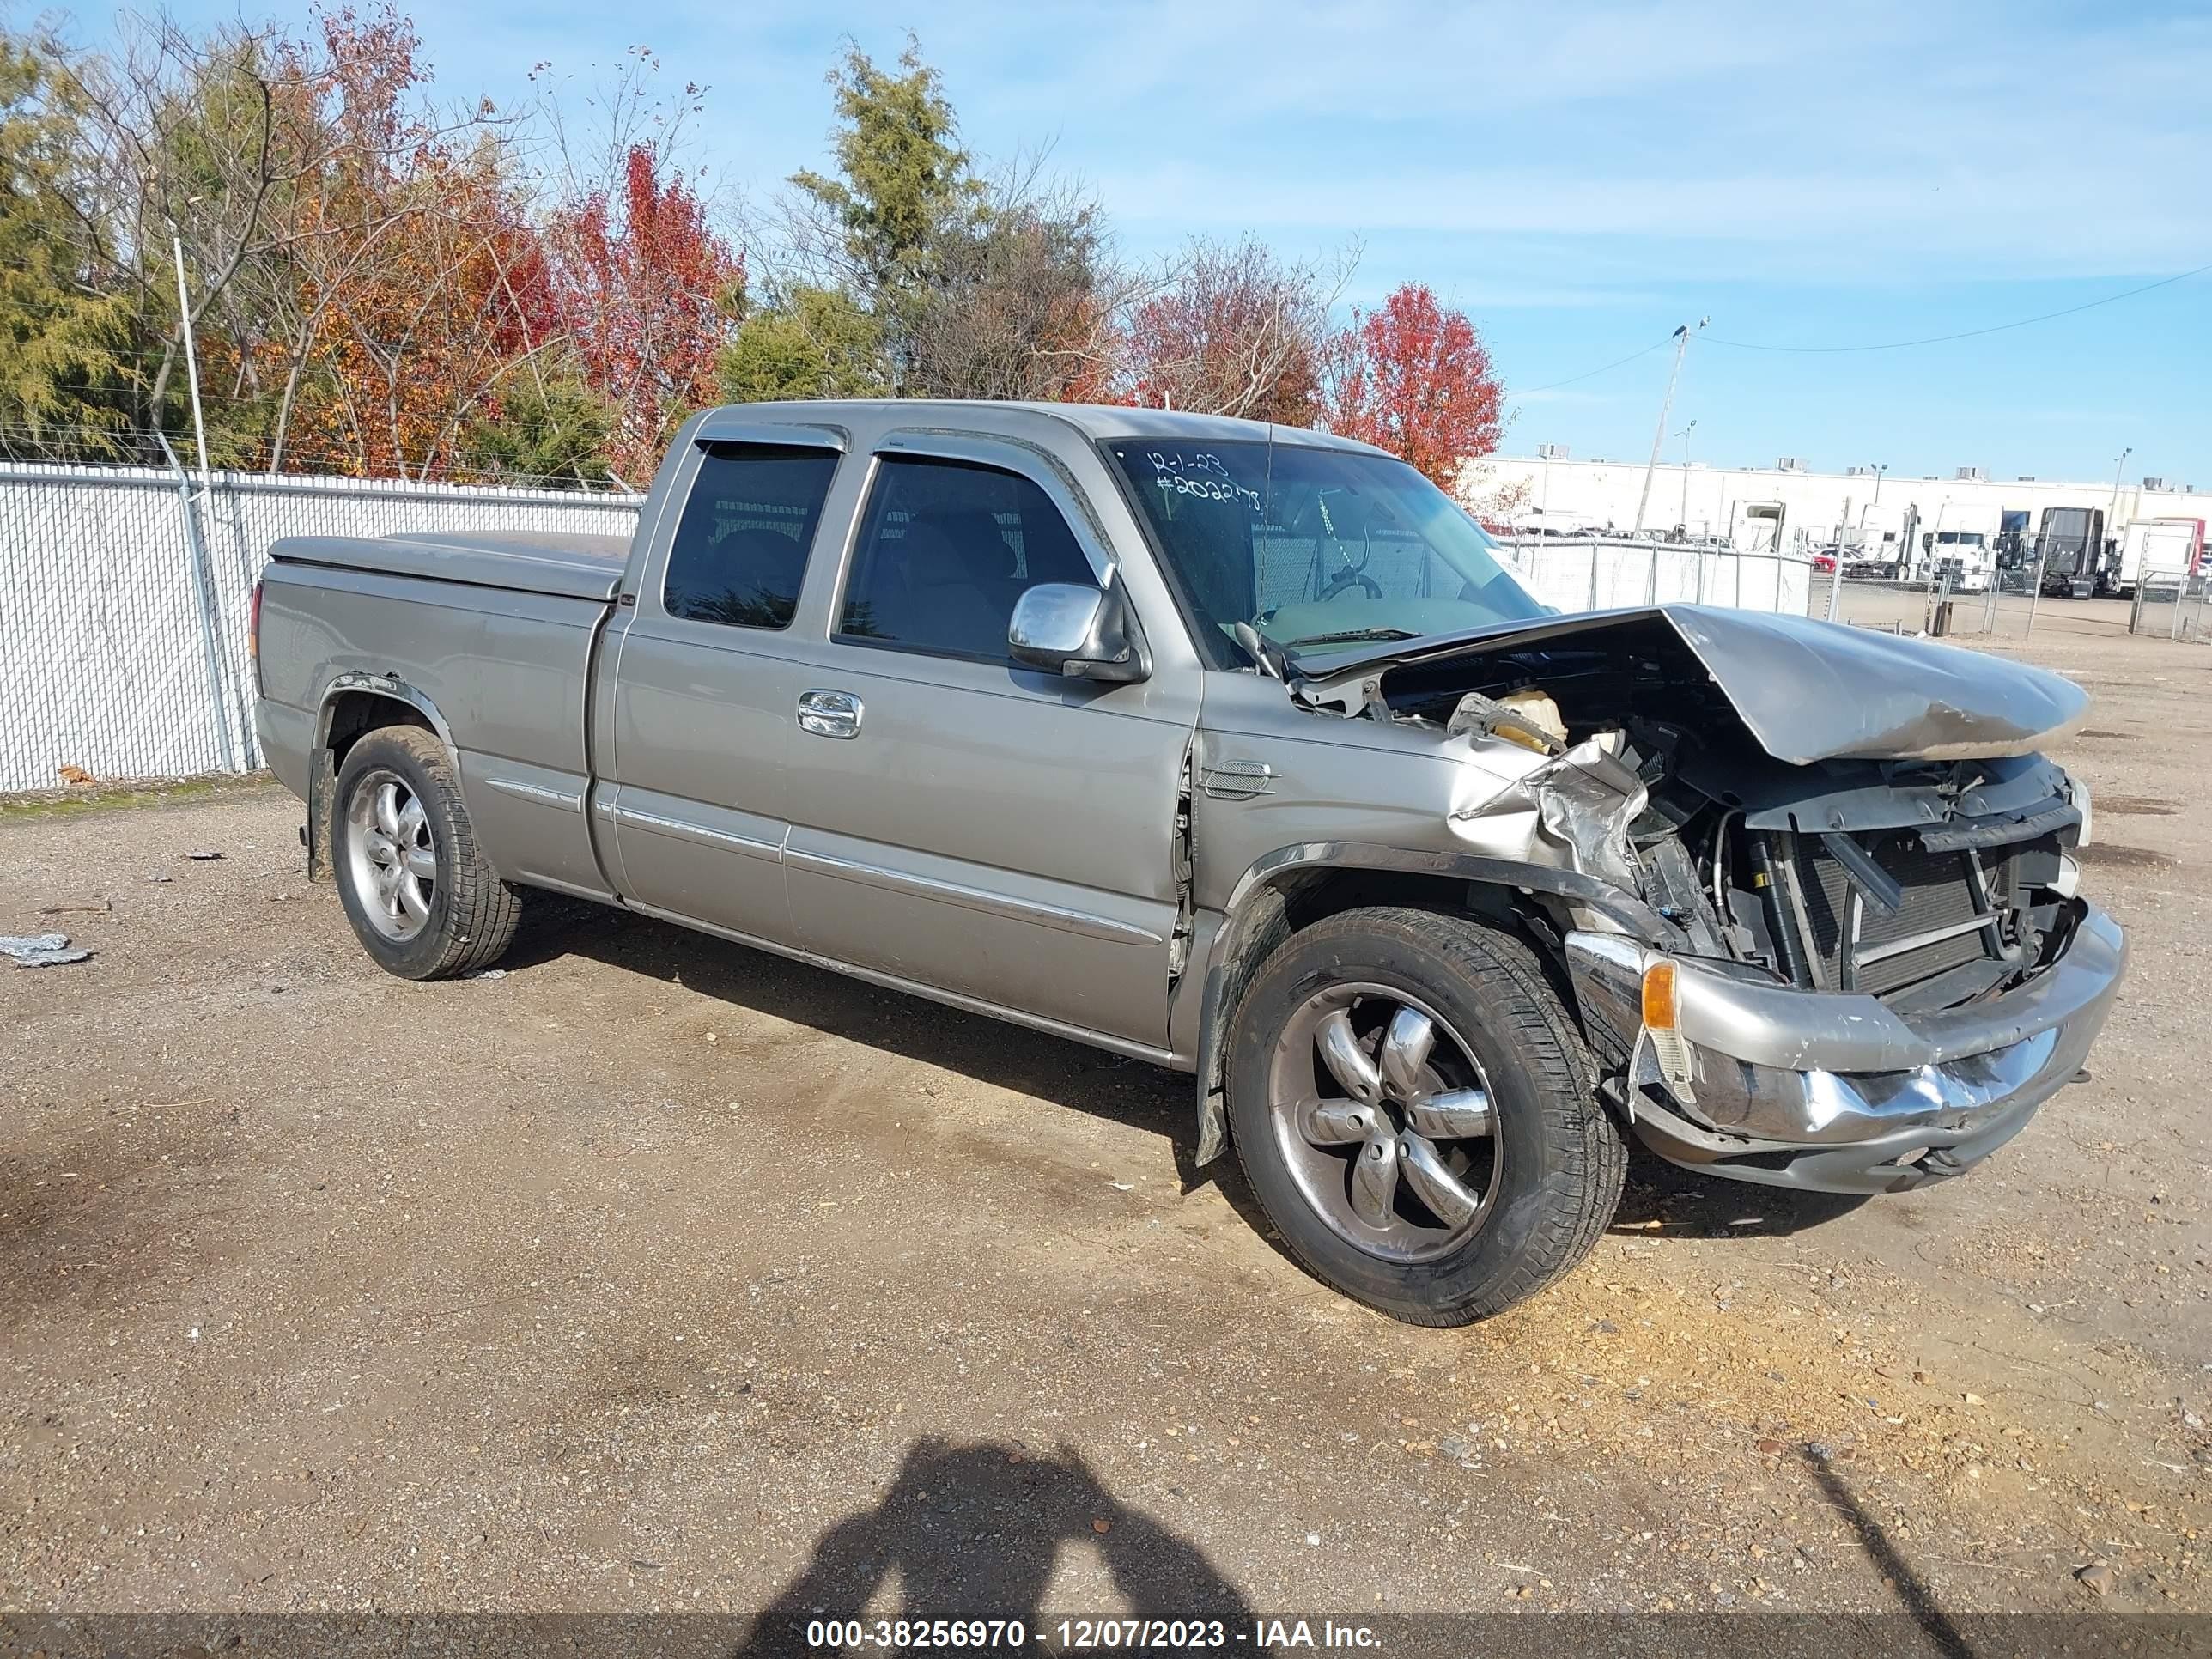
1870, 462, 1887, 512
1675, 420, 1697, 533
2107, 446, 2132, 547
1634, 319, 1705, 536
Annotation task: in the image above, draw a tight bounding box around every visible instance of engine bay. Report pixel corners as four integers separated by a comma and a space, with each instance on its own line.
1290, 608, 2088, 1012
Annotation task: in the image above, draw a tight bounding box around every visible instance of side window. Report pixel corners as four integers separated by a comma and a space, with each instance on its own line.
662, 443, 840, 629
836, 455, 1097, 662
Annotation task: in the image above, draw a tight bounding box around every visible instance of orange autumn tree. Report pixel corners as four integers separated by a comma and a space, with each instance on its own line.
1324, 283, 1504, 489
295, 155, 554, 478
170, 6, 556, 477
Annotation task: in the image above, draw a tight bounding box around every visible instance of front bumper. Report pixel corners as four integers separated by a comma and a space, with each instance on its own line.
1565, 905, 2128, 1194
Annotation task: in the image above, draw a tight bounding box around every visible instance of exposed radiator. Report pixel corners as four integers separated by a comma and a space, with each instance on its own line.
1765, 830, 2016, 999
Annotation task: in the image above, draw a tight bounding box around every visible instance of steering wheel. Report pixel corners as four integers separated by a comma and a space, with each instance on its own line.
1318, 566, 1383, 602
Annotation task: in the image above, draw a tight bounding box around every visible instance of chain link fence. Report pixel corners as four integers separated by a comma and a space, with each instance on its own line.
2129, 569, 2209, 641
17, 466, 2174, 796
0, 459, 642, 793
1490, 536, 1815, 617
1815, 564, 2042, 639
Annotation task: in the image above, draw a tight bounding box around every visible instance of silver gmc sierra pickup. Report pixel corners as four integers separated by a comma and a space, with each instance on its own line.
254, 400, 2126, 1324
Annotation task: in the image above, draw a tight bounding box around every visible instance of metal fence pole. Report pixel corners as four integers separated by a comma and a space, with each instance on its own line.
155, 433, 239, 774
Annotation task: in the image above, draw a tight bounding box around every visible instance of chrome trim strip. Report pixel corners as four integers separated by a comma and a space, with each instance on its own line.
627, 900, 1185, 1069
787, 848, 1164, 946
612, 805, 782, 862
481, 775, 583, 812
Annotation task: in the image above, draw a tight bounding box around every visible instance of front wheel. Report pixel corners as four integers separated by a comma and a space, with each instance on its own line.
1225, 906, 1625, 1325
331, 725, 522, 980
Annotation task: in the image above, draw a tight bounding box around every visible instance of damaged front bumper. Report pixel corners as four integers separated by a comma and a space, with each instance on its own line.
1565, 906, 2127, 1194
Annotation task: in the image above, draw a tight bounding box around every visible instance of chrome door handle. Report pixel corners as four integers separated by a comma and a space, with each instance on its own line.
797, 688, 864, 740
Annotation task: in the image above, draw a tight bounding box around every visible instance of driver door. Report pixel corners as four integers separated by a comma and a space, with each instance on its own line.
775, 435, 1200, 1053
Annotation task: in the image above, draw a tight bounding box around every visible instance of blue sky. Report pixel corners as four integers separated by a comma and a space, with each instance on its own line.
135, 0, 2212, 483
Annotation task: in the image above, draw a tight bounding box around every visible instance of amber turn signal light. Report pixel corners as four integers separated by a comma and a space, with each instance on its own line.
1641, 960, 1678, 1031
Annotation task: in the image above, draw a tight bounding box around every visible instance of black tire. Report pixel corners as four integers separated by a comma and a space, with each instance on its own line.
331, 725, 522, 981
1225, 906, 1625, 1325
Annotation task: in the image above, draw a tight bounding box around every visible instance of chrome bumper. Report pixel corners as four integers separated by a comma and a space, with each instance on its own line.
1565, 906, 2128, 1194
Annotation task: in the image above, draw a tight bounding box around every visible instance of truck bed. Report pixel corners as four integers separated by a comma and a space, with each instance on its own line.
268, 530, 630, 602
258, 529, 631, 903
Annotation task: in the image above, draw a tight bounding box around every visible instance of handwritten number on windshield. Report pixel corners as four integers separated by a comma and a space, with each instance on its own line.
1146, 449, 1262, 514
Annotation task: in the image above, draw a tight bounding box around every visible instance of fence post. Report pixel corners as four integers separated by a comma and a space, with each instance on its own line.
155, 434, 240, 775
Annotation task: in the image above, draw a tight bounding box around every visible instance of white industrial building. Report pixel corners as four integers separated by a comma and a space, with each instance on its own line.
1471, 449, 2209, 552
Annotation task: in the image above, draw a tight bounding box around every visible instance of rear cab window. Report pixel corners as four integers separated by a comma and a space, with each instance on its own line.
662, 443, 841, 629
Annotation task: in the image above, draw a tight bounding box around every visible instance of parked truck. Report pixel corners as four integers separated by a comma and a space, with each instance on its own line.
254, 401, 2126, 1325
1917, 503, 2001, 593
2112, 517, 2206, 598
2036, 506, 2110, 599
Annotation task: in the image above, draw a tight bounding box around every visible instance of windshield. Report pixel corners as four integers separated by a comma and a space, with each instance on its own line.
1936, 531, 1988, 548
1104, 438, 1545, 661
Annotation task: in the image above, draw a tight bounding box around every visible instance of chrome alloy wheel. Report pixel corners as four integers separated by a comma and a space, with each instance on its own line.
1266, 983, 1501, 1262
343, 769, 436, 942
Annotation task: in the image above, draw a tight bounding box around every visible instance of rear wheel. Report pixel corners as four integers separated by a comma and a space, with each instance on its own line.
1226, 906, 1624, 1325
332, 726, 521, 980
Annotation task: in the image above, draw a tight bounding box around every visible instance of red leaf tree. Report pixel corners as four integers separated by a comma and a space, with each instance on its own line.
1325, 283, 1503, 489
547, 143, 742, 482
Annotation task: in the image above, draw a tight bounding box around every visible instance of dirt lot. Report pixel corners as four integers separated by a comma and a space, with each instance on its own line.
3, 621, 2208, 1632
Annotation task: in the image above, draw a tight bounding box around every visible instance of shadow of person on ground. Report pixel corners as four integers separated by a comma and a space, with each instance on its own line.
732, 1437, 1255, 1655
1798, 1446, 1971, 1658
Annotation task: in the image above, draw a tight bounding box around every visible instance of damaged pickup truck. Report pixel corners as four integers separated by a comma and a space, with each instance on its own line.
252, 401, 2125, 1325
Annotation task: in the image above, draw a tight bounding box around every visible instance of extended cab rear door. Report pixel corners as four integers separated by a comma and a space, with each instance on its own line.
775, 429, 1202, 1055
598, 426, 846, 942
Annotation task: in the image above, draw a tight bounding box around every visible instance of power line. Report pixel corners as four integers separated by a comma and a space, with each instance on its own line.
1704, 262, 2212, 354
1513, 337, 1674, 397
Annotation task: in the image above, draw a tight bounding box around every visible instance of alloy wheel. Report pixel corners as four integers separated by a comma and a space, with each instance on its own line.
1266, 983, 1502, 1262
343, 769, 436, 942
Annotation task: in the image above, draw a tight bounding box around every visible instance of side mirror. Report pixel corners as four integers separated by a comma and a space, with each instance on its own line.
1008, 580, 1147, 684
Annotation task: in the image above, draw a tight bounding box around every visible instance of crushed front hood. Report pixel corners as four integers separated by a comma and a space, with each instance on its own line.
1292, 604, 2088, 766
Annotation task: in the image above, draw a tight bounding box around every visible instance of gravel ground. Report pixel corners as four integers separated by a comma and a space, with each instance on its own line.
2, 617, 2207, 1628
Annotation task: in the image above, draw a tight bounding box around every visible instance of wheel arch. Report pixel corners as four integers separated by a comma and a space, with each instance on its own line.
307, 674, 464, 881
1190, 841, 1680, 1165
